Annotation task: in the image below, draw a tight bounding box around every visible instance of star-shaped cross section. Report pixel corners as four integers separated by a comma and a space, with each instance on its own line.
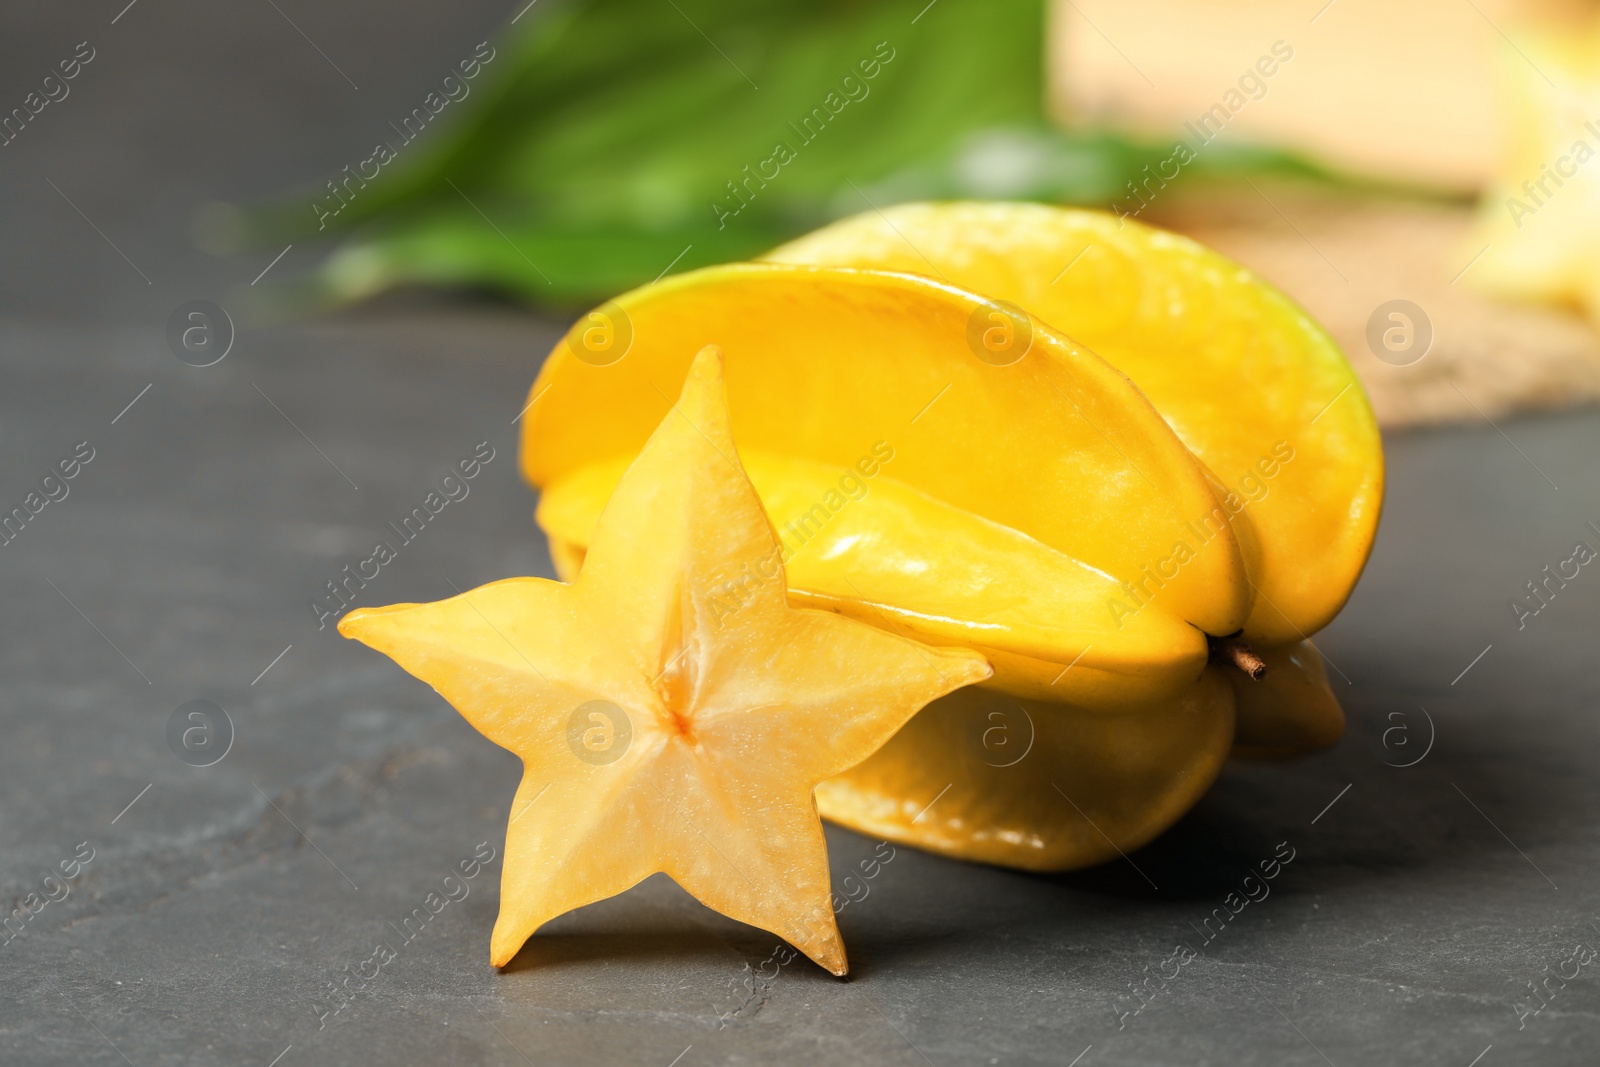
340, 346, 989, 972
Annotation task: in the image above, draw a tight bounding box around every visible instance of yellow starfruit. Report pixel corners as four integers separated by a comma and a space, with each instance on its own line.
341, 348, 988, 970
521, 204, 1383, 870
527, 266, 1250, 709
763, 202, 1384, 763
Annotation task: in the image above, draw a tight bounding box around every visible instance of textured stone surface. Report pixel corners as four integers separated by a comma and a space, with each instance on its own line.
2, 2, 1598, 1065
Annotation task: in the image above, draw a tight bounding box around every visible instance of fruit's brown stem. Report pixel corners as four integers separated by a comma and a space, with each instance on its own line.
1208, 632, 1267, 680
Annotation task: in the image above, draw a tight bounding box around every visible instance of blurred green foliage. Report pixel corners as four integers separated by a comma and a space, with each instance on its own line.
245, 0, 1323, 308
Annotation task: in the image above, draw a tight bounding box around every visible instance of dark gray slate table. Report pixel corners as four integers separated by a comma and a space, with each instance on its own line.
2, 2, 1598, 1065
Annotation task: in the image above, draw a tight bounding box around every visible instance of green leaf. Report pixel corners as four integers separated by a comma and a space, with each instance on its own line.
240, 0, 1337, 308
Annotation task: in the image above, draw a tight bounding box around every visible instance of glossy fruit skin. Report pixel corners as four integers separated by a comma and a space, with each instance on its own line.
522, 211, 1382, 870
761, 202, 1383, 792
524, 263, 1251, 713
765, 202, 1384, 646
815, 669, 1236, 872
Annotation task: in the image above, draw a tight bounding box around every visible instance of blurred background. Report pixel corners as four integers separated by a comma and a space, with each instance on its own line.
12, 0, 1600, 421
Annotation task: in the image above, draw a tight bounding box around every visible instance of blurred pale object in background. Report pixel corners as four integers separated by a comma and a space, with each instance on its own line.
1050, 0, 1588, 190
1470, 17, 1600, 321
1048, 0, 1600, 427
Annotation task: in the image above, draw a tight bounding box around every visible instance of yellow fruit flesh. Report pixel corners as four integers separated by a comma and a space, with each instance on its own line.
764, 202, 1384, 645
553, 520, 1328, 867
537, 451, 1208, 707
522, 264, 1250, 701
344, 350, 988, 970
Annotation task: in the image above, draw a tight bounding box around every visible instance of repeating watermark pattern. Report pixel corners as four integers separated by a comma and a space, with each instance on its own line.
1377, 706, 1435, 768
1111, 840, 1296, 1030
1365, 299, 1432, 367
166, 299, 235, 366
1510, 523, 1598, 630
718, 942, 799, 1027
1113, 41, 1294, 223
312, 42, 497, 230
1186, 841, 1296, 944
566, 699, 632, 765
717, 841, 897, 1027
310, 841, 498, 1030
1182, 43, 1296, 146
1505, 119, 1600, 230
706, 442, 895, 624
1514, 931, 1599, 1031
0, 842, 95, 951
712, 42, 897, 230
1112, 943, 1201, 1030
823, 841, 895, 917
1113, 143, 1198, 224
1, 41, 96, 148
1106, 441, 1295, 629
0, 441, 96, 550
565, 300, 633, 367
165, 700, 234, 767
774, 444, 894, 553
965, 300, 1033, 366
309, 441, 496, 630
976, 701, 1034, 768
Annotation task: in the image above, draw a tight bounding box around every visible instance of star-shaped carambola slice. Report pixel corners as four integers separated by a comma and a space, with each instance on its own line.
338, 347, 989, 973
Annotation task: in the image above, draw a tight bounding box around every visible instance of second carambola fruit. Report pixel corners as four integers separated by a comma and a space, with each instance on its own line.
521, 202, 1383, 871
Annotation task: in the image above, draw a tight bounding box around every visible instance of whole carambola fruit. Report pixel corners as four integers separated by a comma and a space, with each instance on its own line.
521, 203, 1382, 870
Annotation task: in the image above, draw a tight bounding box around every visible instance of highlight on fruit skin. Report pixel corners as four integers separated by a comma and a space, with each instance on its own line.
764, 201, 1383, 649
340, 347, 988, 972
518, 203, 1383, 872
759, 201, 1381, 783
525, 262, 1251, 712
